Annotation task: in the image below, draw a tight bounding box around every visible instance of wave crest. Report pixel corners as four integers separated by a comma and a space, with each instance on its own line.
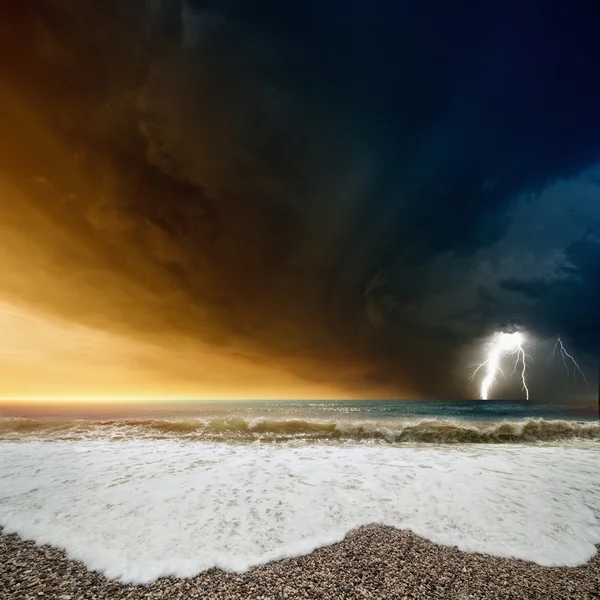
0, 416, 598, 443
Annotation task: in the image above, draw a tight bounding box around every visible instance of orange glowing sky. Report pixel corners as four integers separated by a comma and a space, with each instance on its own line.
0, 83, 415, 404
0, 297, 381, 403
0, 111, 336, 404
0, 170, 399, 404
1, 277, 389, 403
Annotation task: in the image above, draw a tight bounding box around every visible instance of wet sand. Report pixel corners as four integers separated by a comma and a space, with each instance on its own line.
1, 525, 599, 599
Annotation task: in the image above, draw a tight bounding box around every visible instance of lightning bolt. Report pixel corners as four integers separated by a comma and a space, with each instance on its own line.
547, 337, 587, 383
471, 332, 530, 400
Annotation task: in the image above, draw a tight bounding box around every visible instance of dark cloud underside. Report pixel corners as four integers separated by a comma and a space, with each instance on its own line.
1, 1, 599, 399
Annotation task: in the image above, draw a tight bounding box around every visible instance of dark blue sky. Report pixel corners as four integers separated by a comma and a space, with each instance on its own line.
2, 0, 599, 399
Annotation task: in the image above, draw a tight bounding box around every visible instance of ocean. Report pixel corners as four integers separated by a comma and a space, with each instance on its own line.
1, 400, 599, 583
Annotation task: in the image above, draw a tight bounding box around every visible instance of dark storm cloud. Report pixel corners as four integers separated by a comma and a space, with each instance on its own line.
502, 229, 600, 355
2, 0, 600, 398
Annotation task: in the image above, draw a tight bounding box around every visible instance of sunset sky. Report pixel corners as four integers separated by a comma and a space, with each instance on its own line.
1, 1, 599, 403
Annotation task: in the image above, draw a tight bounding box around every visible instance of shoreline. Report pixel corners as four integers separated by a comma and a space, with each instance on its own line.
2, 525, 599, 599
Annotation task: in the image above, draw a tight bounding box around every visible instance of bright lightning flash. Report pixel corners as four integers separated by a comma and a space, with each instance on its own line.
471, 332, 530, 400
548, 337, 587, 383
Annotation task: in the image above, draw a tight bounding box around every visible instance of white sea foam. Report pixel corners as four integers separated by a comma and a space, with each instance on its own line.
1, 440, 599, 583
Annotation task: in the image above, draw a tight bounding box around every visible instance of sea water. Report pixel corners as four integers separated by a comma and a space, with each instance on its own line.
0, 400, 599, 584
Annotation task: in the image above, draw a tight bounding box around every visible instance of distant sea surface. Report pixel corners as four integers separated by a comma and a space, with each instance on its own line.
1, 400, 599, 583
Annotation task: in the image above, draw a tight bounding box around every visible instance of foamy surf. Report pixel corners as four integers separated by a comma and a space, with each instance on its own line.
0, 416, 598, 443
1, 439, 599, 583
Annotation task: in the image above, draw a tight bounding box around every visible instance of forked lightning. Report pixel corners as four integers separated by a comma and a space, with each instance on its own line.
548, 337, 587, 383
471, 332, 530, 400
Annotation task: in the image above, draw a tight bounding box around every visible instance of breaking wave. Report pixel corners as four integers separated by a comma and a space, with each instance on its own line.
1, 416, 598, 443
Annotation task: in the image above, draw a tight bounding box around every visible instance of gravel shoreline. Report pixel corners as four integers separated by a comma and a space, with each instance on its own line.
1, 525, 599, 599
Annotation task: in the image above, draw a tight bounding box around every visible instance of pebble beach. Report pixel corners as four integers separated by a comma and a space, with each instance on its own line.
2, 525, 599, 600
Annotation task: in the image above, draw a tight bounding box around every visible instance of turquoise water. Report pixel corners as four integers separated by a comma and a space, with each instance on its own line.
213, 399, 599, 422
93, 398, 597, 424
2, 399, 597, 422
